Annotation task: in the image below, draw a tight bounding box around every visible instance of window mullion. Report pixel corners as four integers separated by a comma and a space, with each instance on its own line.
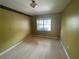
43, 20, 44, 31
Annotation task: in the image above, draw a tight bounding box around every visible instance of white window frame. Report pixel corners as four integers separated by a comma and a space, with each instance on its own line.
36, 18, 51, 32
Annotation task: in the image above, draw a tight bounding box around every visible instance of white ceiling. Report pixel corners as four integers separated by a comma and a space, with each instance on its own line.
0, 0, 70, 15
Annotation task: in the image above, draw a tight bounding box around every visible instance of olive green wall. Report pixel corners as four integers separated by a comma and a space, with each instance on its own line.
31, 14, 61, 39
0, 8, 31, 53
61, 0, 79, 59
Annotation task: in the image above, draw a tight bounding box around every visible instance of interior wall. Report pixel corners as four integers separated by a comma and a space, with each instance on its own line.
61, 0, 79, 59
31, 14, 61, 39
0, 8, 31, 53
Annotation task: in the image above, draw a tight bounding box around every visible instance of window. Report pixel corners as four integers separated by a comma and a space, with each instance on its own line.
37, 19, 51, 31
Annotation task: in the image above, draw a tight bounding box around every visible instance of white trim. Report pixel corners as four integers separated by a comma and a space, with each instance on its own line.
61, 41, 70, 59
32, 35, 58, 39
0, 41, 23, 56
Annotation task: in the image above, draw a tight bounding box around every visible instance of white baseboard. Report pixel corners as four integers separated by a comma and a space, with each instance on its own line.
0, 41, 23, 56
61, 41, 70, 59
32, 35, 58, 39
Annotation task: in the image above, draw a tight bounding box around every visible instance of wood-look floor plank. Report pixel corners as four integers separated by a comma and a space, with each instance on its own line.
0, 36, 68, 59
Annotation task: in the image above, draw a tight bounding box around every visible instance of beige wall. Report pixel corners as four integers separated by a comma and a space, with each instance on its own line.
32, 14, 61, 39
61, 0, 79, 59
0, 8, 31, 53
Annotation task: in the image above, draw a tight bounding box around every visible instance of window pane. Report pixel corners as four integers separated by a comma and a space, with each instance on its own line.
37, 24, 43, 31
37, 19, 51, 31
44, 19, 51, 24
44, 24, 51, 31
37, 20, 43, 25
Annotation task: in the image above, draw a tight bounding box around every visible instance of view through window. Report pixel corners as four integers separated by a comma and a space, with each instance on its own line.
37, 19, 51, 31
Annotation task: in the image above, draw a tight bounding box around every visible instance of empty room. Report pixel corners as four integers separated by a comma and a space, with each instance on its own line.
0, 0, 79, 59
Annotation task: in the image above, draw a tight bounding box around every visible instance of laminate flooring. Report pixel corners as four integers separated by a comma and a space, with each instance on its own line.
0, 36, 67, 59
